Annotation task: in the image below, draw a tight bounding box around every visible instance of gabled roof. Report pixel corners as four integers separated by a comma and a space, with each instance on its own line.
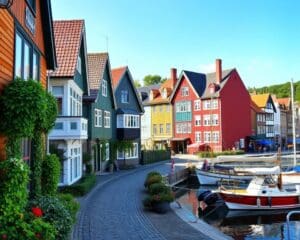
87, 53, 108, 89
40, 0, 57, 70
111, 67, 127, 88
147, 78, 176, 105
137, 84, 160, 105
251, 100, 263, 113
111, 66, 144, 113
170, 68, 234, 102
51, 20, 84, 77
277, 97, 291, 110
251, 94, 270, 108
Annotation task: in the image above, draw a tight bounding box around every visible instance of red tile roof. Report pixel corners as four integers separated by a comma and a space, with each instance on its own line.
111, 66, 127, 88
277, 97, 291, 109
51, 20, 84, 77
87, 53, 108, 90
149, 79, 175, 105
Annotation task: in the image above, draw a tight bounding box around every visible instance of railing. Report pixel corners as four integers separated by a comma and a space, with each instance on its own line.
49, 116, 88, 140
286, 210, 300, 240
163, 168, 189, 186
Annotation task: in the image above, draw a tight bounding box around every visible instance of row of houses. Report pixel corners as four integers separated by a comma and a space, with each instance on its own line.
138, 60, 300, 154
0, 1, 144, 186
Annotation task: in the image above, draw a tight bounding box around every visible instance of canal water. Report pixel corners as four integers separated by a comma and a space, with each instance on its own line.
177, 187, 300, 240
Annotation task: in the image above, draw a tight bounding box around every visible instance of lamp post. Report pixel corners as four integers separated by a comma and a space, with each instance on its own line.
0, 0, 13, 9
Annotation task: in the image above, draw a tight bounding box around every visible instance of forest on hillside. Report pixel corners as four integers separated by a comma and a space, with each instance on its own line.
248, 81, 300, 101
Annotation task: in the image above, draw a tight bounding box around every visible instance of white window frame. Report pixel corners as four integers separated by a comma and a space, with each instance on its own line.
104, 111, 111, 128
121, 90, 129, 103
95, 109, 102, 127
159, 124, 163, 134
194, 100, 201, 111
102, 79, 107, 97
203, 100, 211, 110
212, 114, 219, 126
212, 99, 218, 109
117, 114, 139, 128
166, 123, 171, 134
195, 132, 201, 143
117, 143, 138, 159
69, 87, 82, 116
176, 101, 191, 113
176, 122, 191, 134
204, 132, 211, 143
181, 87, 189, 96
195, 115, 201, 126
212, 131, 219, 143
203, 115, 211, 126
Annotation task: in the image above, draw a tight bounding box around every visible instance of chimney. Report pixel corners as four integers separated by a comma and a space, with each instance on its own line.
216, 59, 222, 84
170, 68, 177, 88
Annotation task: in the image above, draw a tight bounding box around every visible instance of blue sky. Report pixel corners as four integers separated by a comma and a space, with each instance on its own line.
51, 0, 300, 88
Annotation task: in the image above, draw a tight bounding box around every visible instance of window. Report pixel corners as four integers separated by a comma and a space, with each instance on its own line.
69, 88, 82, 116
52, 86, 64, 115
159, 105, 163, 112
203, 115, 211, 126
54, 122, 63, 130
212, 132, 219, 143
102, 79, 107, 96
95, 109, 102, 127
212, 114, 219, 125
204, 132, 211, 143
166, 123, 171, 134
14, 32, 40, 80
153, 124, 157, 135
70, 147, 81, 181
212, 99, 218, 109
194, 100, 201, 110
181, 87, 189, 96
76, 56, 81, 74
117, 114, 139, 128
105, 143, 109, 161
176, 122, 191, 134
195, 115, 201, 126
159, 124, 163, 134
26, 0, 36, 12
117, 143, 138, 159
203, 100, 211, 110
104, 111, 111, 128
121, 90, 129, 103
166, 105, 170, 112
176, 101, 191, 113
195, 132, 201, 143
70, 122, 77, 130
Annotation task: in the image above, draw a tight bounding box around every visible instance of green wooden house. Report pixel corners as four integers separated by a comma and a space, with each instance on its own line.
83, 53, 116, 172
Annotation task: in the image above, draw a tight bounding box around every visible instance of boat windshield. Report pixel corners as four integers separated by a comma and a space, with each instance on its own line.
262, 176, 276, 185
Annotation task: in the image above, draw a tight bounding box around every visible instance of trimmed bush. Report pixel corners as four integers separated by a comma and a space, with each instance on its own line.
144, 174, 163, 189
57, 193, 80, 223
31, 196, 73, 240
148, 183, 171, 195
42, 154, 61, 196
59, 174, 96, 196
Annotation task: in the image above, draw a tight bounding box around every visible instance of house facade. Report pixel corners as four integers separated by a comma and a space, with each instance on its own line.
112, 66, 144, 166
0, 0, 56, 160
83, 53, 116, 172
149, 68, 177, 150
137, 84, 160, 150
48, 20, 89, 186
170, 59, 251, 154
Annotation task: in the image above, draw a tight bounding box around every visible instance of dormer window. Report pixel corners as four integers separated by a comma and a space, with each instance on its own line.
76, 56, 81, 74
162, 88, 167, 99
181, 87, 189, 96
121, 90, 129, 103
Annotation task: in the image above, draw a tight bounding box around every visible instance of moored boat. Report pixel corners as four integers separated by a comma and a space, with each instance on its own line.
219, 175, 300, 210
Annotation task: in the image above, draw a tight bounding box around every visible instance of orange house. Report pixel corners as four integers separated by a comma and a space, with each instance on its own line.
0, 0, 57, 160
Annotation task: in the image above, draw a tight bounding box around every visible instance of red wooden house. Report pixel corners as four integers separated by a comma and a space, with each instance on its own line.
170, 59, 251, 154
0, 0, 57, 160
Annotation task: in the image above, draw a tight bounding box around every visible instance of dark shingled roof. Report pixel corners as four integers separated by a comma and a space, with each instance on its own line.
137, 84, 160, 105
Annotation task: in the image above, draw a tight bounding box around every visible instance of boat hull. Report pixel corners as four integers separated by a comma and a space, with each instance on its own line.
196, 169, 253, 185
220, 192, 300, 210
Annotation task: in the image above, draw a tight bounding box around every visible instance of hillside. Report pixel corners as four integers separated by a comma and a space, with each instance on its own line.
248, 81, 300, 101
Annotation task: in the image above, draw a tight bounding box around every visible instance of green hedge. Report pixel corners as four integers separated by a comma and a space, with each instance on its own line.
142, 150, 171, 165
59, 174, 96, 196
198, 150, 245, 158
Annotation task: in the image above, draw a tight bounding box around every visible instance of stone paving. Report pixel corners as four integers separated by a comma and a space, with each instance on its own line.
72, 159, 229, 240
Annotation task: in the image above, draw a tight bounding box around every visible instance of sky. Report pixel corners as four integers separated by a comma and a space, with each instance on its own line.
51, 0, 300, 88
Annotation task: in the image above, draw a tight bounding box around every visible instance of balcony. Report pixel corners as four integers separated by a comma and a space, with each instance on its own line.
117, 128, 140, 140
266, 120, 274, 125
49, 116, 88, 140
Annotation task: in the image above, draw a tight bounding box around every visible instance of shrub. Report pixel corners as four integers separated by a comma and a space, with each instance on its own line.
148, 183, 171, 195
59, 174, 96, 196
144, 174, 163, 189
57, 194, 80, 223
143, 192, 175, 208
42, 154, 61, 196
31, 196, 73, 240
144, 171, 162, 188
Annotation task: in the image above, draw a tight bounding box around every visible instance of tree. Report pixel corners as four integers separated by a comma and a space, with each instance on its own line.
143, 75, 163, 86
134, 80, 142, 88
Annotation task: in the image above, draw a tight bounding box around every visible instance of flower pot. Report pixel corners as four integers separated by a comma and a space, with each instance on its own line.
152, 201, 170, 214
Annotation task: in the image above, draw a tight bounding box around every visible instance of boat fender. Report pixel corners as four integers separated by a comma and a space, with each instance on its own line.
268, 196, 272, 207
203, 192, 219, 205
256, 197, 261, 207
197, 190, 211, 201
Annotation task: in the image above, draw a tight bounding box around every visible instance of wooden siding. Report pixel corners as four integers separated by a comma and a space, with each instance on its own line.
0, 10, 14, 92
